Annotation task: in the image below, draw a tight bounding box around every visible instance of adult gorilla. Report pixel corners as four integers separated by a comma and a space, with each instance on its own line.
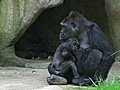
59, 11, 115, 86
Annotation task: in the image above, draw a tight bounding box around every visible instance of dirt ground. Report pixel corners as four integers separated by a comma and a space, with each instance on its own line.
0, 62, 120, 90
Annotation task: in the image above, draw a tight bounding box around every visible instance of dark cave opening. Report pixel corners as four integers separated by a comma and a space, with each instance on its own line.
15, 0, 109, 60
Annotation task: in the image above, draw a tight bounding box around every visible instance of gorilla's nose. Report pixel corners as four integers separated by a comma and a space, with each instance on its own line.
59, 35, 62, 40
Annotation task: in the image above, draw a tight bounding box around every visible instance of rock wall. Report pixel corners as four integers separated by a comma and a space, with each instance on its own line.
105, 0, 120, 61
0, 0, 63, 66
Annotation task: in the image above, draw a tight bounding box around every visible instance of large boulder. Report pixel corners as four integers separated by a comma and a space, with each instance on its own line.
0, 0, 63, 66
105, 0, 120, 61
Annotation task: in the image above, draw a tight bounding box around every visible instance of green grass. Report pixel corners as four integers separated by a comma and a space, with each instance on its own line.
65, 77, 120, 90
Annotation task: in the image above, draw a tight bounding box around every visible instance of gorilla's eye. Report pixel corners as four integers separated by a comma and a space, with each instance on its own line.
71, 22, 76, 28
62, 25, 67, 29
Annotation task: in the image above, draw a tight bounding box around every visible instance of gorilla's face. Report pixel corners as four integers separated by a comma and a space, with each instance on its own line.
59, 25, 71, 41
67, 38, 79, 52
59, 12, 80, 41
69, 39, 79, 52
59, 21, 77, 41
59, 11, 85, 40
59, 11, 92, 41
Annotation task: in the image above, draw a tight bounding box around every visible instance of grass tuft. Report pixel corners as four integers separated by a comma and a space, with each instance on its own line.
65, 77, 120, 90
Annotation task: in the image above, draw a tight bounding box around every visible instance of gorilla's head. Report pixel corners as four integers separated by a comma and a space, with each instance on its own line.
59, 11, 92, 41
67, 38, 79, 52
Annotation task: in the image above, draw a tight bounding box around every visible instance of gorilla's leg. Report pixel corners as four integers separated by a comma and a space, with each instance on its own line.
55, 61, 73, 71
93, 51, 115, 81
48, 61, 80, 85
48, 63, 60, 75
70, 62, 80, 78
57, 62, 80, 85
83, 49, 102, 76
48, 61, 79, 77
79, 49, 102, 86
71, 62, 81, 85
48, 61, 73, 76
47, 74, 67, 85
47, 63, 68, 85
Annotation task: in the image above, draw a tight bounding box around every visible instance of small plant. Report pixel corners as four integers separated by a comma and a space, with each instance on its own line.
93, 78, 120, 90
65, 77, 120, 90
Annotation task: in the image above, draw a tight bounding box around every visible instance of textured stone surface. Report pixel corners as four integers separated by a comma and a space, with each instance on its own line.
0, 62, 119, 90
36, 86, 63, 90
0, 0, 63, 66
105, 0, 120, 61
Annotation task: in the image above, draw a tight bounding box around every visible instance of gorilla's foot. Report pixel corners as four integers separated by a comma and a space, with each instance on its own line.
78, 77, 93, 86
47, 74, 67, 85
72, 76, 93, 86
72, 77, 80, 85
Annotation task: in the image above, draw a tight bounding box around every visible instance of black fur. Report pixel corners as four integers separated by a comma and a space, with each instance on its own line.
59, 11, 115, 86
47, 38, 80, 85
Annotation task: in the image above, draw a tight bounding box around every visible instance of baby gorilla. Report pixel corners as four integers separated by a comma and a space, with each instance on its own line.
47, 38, 80, 85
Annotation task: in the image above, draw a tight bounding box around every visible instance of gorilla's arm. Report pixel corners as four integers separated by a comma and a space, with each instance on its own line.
78, 24, 115, 86
89, 24, 112, 52
88, 24, 115, 82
